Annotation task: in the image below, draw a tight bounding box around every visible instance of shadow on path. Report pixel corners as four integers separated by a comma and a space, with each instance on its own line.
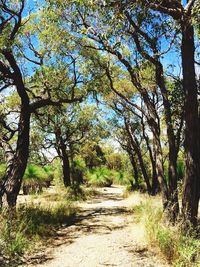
26, 186, 131, 266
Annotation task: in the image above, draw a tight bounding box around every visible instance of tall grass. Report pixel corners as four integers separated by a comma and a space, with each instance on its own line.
0, 201, 76, 264
133, 200, 200, 266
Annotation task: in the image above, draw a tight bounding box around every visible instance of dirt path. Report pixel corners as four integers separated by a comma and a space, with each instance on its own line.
27, 186, 169, 267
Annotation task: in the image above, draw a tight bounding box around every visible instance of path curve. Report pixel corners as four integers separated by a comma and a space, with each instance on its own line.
27, 186, 169, 267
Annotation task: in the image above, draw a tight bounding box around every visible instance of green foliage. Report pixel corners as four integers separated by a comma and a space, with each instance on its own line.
71, 156, 86, 185
177, 160, 184, 181
0, 164, 6, 180
0, 216, 28, 257
18, 202, 75, 236
86, 166, 113, 187
22, 165, 53, 194
113, 170, 132, 185
51, 160, 63, 188
133, 200, 200, 266
0, 201, 76, 262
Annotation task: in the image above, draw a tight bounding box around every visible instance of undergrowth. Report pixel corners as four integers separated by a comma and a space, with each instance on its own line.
0, 201, 76, 265
133, 200, 200, 267
86, 166, 113, 187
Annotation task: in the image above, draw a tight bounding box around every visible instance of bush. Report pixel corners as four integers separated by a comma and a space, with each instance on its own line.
22, 165, 53, 195
133, 200, 200, 266
0, 214, 28, 257
0, 201, 76, 263
71, 157, 86, 185
86, 166, 113, 187
18, 202, 75, 236
113, 170, 131, 185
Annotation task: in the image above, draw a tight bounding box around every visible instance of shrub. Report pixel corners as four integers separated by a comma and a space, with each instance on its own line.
18, 201, 75, 236
86, 166, 113, 187
0, 201, 76, 263
71, 157, 86, 185
133, 200, 200, 266
22, 165, 53, 195
113, 170, 131, 185
0, 214, 28, 257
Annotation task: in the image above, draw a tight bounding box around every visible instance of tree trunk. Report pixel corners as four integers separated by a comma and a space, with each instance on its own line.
141, 116, 159, 195
0, 106, 31, 210
125, 120, 152, 194
129, 151, 139, 186
156, 62, 180, 222
151, 138, 159, 195
61, 148, 71, 187
153, 134, 169, 209
181, 21, 200, 226
55, 129, 71, 187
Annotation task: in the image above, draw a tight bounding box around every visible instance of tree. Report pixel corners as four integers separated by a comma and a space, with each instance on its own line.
51, 0, 196, 224
34, 104, 101, 187
0, 1, 84, 209
125, 0, 199, 226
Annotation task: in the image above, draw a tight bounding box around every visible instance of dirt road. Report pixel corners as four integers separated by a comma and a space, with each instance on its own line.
27, 186, 169, 267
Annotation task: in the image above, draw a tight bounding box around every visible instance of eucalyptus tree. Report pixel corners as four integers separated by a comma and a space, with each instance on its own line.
46, 0, 189, 223
110, 100, 159, 195
0, 1, 87, 209
115, 0, 199, 225
117, 0, 199, 225
34, 104, 100, 187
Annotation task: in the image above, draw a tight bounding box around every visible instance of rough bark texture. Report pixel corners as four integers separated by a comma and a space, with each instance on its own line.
141, 116, 159, 195
156, 63, 179, 222
129, 152, 139, 186
125, 120, 152, 194
151, 138, 159, 195
181, 21, 199, 226
61, 149, 71, 187
55, 129, 71, 187
0, 50, 31, 210
1, 105, 30, 209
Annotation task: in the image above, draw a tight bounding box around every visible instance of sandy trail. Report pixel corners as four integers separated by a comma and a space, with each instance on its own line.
26, 186, 169, 267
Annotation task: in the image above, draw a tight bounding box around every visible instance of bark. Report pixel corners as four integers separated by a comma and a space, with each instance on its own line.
181, 21, 200, 226
146, 0, 199, 227
129, 151, 139, 186
151, 146, 159, 195
156, 63, 179, 222
61, 148, 71, 187
141, 115, 159, 195
153, 134, 169, 209
125, 120, 152, 194
0, 105, 30, 209
55, 129, 71, 187
105, 43, 169, 209
0, 50, 30, 210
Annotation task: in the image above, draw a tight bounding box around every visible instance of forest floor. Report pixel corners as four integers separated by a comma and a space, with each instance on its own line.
24, 186, 170, 267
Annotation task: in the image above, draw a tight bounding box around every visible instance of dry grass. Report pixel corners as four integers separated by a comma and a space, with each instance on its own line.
132, 195, 200, 267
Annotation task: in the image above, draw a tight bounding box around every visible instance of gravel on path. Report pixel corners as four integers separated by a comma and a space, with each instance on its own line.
26, 186, 169, 267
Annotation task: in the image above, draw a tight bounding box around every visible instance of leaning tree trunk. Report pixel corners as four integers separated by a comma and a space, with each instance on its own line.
181, 21, 200, 226
0, 105, 31, 210
125, 121, 152, 194
151, 126, 169, 209
141, 116, 159, 195
155, 62, 180, 222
